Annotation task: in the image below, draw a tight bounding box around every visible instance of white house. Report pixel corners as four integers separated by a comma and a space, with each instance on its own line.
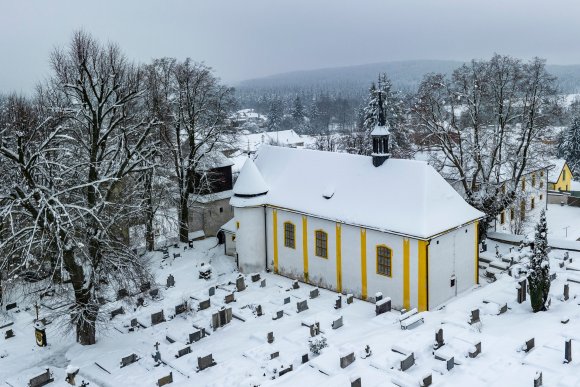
229, 127, 484, 312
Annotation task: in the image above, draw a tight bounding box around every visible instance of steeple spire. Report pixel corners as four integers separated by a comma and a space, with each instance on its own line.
370, 78, 391, 167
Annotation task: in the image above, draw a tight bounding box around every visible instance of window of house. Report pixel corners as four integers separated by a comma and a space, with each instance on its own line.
522, 178, 526, 190
532, 174, 536, 187
540, 170, 544, 177
564, 169, 567, 181
531, 197, 535, 209
376, 245, 392, 277
500, 211, 505, 225
284, 222, 295, 249
510, 208, 515, 221
540, 180, 544, 189
315, 230, 328, 258
520, 201, 526, 220
219, 207, 223, 213
236, 221, 240, 229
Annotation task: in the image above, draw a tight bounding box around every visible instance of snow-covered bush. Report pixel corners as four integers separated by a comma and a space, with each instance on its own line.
308, 335, 328, 355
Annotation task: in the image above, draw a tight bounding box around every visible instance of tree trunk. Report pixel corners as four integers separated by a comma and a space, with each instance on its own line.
179, 195, 189, 243
76, 312, 97, 345
144, 171, 155, 251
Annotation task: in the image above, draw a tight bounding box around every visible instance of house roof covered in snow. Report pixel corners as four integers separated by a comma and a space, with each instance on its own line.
232, 158, 269, 197
235, 129, 315, 153
197, 148, 234, 171
231, 145, 484, 239
548, 159, 567, 183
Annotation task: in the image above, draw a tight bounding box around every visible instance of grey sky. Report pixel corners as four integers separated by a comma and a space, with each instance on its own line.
2, 0, 580, 92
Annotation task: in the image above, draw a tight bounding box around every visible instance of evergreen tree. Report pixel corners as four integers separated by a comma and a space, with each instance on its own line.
558, 116, 580, 176
528, 210, 550, 312
267, 97, 284, 132
291, 96, 305, 121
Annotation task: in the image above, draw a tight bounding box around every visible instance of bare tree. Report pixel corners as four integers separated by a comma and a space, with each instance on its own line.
412, 55, 560, 239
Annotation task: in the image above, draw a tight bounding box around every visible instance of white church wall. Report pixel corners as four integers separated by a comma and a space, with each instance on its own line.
234, 206, 266, 273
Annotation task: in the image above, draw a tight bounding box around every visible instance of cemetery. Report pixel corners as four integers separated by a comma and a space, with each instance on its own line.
2, 236, 580, 386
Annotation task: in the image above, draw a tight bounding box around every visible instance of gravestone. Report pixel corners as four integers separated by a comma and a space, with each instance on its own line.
292, 280, 300, 289
260, 279, 266, 288
188, 240, 194, 248
198, 298, 210, 311
199, 265, 211, 280
157, 372, 173, 387
120, 353, 139, 368
251, 273, 261, 282
209, 286, 215, 297
375, 292, 383, 302
564, 283, 570, 301
283, 297, 291, 305
340, 351, 356, 368
524, 337, 535, 353
236, 276, 246, 292
270, 351, 279, 359
469, 309, 480, 325
166, 274, 175, 288
435, 353, 454, 371
335, 295, 342, 309
197, 354, 216, 371
189, 328, 205, 344
498, 303, 508, 315
565, 339, 572, 364
140, 282, 151, 293
517, 279, 527, 303
434, 328, 444, 349
29, 368, 54, 387
6, 302, 18, 311
310, 288, 319, 299
297, 300, 309, 313
346, 294, 354, 304
422, 373, 433, 387
309, 322, 320, 337
5, 329, 14, 339
151, 310, 166, 325
117, 289, 129, 300
176, 346, 192, 358
224, 293, 235, 304
256, 305, 263, 317
301, 353, 309, 363
351, 376, 362, 387
149, 288, 160, 299
400, 353, 415, 371
110, 307, 125, 320
175, 302, 188, 315
173, 253, 181, 259
212, 307, 233, 330
272, 310, 284, 320
534, 371, 543, 387
267, 331, 274, 344
375, 297, 391, 315
332, 316, 344, 330
469, 342, 482, 358
279, 364, 293, 376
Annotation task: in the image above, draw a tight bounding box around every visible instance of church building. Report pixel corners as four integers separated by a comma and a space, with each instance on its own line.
229, 118, 484, 312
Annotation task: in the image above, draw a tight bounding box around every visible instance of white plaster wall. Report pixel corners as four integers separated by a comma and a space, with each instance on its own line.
234, 206, 266, 273
269, 209, 306, 281
304, 216, 337, 291
224, 231, 236, 257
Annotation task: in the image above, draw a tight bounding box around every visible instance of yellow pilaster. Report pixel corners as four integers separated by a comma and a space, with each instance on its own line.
475, 220, 479, 285
273, 210, 278, 273
403, 239, 410, 310
360, 229, 367, 300
336, 223, 342, 293
302, 216, 309, 282
418, 240, 428, 312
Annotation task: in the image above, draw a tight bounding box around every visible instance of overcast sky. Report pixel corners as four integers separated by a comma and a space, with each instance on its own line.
2, 0, 580, 93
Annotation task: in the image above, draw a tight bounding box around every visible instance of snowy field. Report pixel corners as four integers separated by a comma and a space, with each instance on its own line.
547, 203, 580, 241
2, 238, 580, 386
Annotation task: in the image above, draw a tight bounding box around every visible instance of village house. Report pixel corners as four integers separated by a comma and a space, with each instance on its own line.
226, 124, 484, 312
548, 159, 573, 192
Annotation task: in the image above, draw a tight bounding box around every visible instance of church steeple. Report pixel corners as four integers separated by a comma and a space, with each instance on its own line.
371, 83, 390, 167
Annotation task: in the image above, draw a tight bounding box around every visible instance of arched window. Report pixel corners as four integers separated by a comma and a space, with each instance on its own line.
315, 230, 328, 258
284, 222, 295, 249
376, 245, 392, 277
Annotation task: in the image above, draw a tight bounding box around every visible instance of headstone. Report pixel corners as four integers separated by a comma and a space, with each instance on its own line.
332, 316, 344, 330
236, 276, 246, 292
173, 253, 181, 259
469, 342, 482, 358
34, 321, 47, 347
524, 338, 535, 353
469, 309, 480, 325
435, 353, 454, 371
267, 331, 274, 344
260, 279, 266, 288
110, 307, 124, 320
175, 302, 188, 315
309, 322, 320, 337
117, 289, 128, 300
140, 282, 151, 293
197, 354, 216, 371
151, 310, 165, 325
375, 292, 383, 302
340, 352, 356, 368
251, 273, 261, 282
149, 288, 159, 299
434, 328, 444, 349
256, 305, 263, 317
198, 298, 210, 311
199, 265, 212, 280
270, 351, 279, 359
351, 376, 362, 387
4, 329, 15, 339
297, 300, 309, 313
176, 346, 191, 358
565, 339, 572, 364
335, 295, 342, 309
498, 303, 508, 315
302, 353, 309, 363
422, 373, 433, 387
212, 307, 233, 330
534, 371, 542, 387
224, 293, 235, 304
130, 318, 139, 328
517, 279, 527, 303
283, 297, 291, 305
346, 294, 354, 304
564, 283, 570, 301
279, 364, 293, 376
310, 288, 319, 299
375, 297, 391, 315
400, 353, 415, 371
188, 328, 205, 344
157, 372, 173, 387
292, 280, 300, 289
65, 368, 78, 385
166, 274, 175, 288
272, 310, 284, 320
209, 286, 215, 297
188, 240, 194, 248
120, 353, 139, 368
29, 368, 54, 387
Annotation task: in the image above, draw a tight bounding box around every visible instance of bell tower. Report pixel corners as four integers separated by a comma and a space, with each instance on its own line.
371, 86, 390, 167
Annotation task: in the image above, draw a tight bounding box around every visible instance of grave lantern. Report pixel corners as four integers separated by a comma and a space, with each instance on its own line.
35, 321, 47, 347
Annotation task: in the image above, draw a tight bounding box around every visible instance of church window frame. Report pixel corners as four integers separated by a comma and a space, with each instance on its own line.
315, 230, 328, 258
284, 221, 296, 249
376, 245, 392, 277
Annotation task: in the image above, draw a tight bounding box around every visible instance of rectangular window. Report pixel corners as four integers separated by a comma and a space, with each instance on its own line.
520, 201, 526, 220
500, 211, 505, 225
532, 174, 536, 187
540, 170, 544, 177
540, 180, 544, 189
531, 197, 535, 210
284, 222, 295, 249
540, 194, 543, 200
315, 230, 328, 258
522, 178, 526, 191
377, 245, 392, 277
236, 221, 240, 229
510, 208, 515, 221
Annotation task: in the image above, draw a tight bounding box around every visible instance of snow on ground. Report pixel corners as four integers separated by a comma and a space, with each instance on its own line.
2, 238, 580, 386
547, 203, 580, 241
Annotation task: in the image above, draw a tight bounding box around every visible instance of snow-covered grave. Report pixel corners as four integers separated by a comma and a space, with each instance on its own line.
3, 237, 580, 386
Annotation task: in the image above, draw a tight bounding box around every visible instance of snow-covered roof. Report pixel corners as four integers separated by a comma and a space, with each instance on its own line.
548, 159, 567, 183
220, 218, 237, 233
197, 149, 234, 171
370, 124, 390, 136
231, 146, 484, 239
232, 158, 269, 197
235, 129, 315, 153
